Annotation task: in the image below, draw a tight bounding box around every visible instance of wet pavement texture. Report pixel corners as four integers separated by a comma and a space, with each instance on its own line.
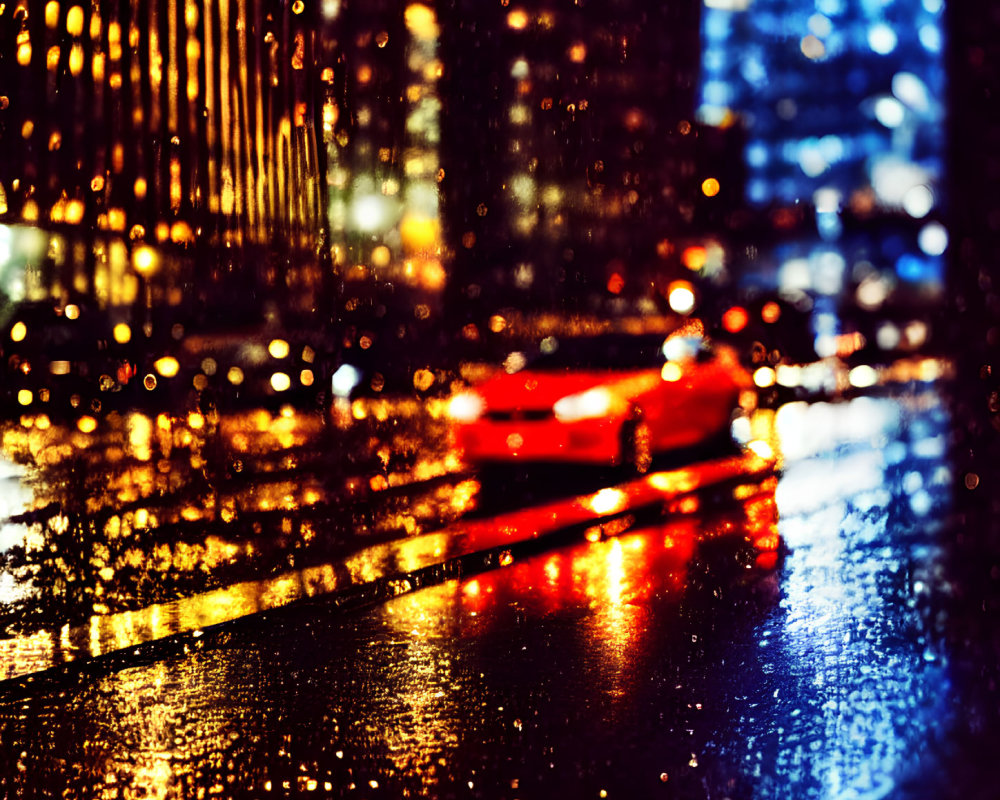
0, 383, 995, 799
0, 401, 466, 637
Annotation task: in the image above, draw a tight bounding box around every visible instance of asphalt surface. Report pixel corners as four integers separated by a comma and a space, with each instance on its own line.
1, 384, 997, 799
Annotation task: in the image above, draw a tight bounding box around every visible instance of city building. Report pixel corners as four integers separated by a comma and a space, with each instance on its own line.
695, 0, 948, 361
437, 0, 710, 331
318, 1, 447, 388
697, 0, 947, 288
0, 0, 328, 318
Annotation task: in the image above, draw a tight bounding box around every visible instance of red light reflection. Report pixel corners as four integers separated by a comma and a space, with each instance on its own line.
722, 305, 750, 333
454, 471, 779, 631
459, 519, 698, 622
453, 451, 776, 557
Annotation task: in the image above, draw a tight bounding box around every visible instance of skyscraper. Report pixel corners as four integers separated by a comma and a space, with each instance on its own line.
438, 0, 706, 328
695, 0, 947, 362
0, 0, 327, 313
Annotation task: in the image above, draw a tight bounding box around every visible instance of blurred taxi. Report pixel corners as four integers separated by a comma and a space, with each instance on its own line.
447, 330, 753, 474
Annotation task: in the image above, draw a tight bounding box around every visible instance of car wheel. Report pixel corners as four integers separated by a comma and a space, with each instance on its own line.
701, 418, 738, 456
706, 399, 744, 456
620, 415, 653, 475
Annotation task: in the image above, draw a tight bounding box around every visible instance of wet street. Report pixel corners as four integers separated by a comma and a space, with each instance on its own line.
1, 0, 997, 795
1, 378, 993, 799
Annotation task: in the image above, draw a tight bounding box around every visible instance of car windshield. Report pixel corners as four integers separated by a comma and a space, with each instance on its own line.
527, 333, 669, 371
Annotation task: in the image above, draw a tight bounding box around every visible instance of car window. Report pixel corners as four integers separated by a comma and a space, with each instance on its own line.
662, 335, 712, 363
527, 334, 669, 371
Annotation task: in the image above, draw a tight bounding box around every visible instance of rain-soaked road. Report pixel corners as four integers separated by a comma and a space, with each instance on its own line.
0, 381, 995, 799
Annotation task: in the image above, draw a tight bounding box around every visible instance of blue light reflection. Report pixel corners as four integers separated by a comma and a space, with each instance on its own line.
711, 393, 954, 798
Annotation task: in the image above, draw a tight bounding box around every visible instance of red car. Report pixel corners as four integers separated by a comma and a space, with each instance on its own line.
447, 331, 752, 473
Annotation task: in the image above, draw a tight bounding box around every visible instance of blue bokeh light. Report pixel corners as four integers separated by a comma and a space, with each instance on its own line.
697, 0, 946, 219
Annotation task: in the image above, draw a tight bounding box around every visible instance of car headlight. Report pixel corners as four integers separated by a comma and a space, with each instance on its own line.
553, 388, 614, 422
447, 391, 485, 422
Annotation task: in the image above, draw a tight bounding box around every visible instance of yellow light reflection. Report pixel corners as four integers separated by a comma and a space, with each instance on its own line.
753, 366, 776, 388
378, 580, 461, 784
404, 3, 439, 39
647, 470, 698, 494
588, 488, 627, 516
66, 6, 85, 36
133, 245, 157, 274
45, 2, 60, 29
113, 323, 132, 344
127, 413, 153, 461
153, 357, 179, 378
748, 440, 775, 461
507, 9, 529, 29
400, 214, 440, 254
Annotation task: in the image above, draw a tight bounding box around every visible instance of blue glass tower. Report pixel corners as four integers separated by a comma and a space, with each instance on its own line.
698, 0, 947, 359
698, 0, 946, 218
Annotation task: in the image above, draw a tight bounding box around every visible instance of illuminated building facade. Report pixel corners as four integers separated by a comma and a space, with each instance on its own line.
697, 0, 947, 285
698, 0, 946, 209
324, 2, 442, 273
439, 0, 706, 322
319, 2, 447, 381
693, 0, 948, 365
0, 0, 327, 312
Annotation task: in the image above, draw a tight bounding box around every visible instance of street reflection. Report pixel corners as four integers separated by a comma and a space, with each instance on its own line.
0, 441, 772, 681
365, 484, 777, 793
710, 390, 953, 799
0, 401, 463, 636
79, 654, 256, 800
378, 583, 463, 791
0, 385, 960, 799
0, 457, 780, 797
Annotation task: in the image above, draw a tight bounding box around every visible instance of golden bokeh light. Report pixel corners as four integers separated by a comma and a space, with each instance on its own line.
153, 357, 180, 378
270, 372, 292, 392
133, 245, 157, 275
507, 9, 529, 29
268, 339, 290, 359
113, 323, 132, 344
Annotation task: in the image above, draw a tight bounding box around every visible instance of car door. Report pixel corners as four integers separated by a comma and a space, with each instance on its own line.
646, 339, 737, 450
